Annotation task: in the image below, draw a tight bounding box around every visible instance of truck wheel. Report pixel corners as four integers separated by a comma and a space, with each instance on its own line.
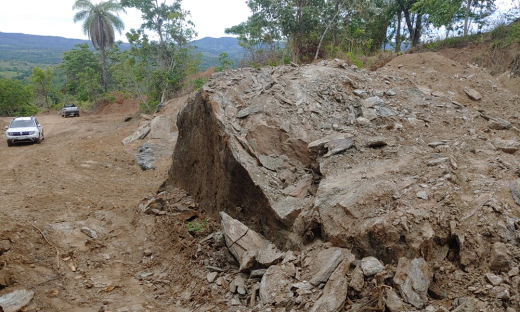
7, 140, 12, 147
76, 113, 80, 117
35, 136, 42, 144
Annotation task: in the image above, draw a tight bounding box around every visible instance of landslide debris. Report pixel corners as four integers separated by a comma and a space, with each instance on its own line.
160, 51, 520, 311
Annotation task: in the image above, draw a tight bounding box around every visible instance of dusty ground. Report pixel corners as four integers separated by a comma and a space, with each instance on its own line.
0, 110, 228, 312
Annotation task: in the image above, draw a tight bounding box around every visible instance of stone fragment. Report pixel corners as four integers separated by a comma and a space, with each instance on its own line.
121, 123, 150, 145
80, 227, 98, 239
386, 90, 397, 96
256, 243, 285, 267
259, 265, 293, 304
309, 259, 351, 312
323, 137, 355, 157
356, 117, 370, 126
494, 286, 510, 299
385, 288, 406, 312
509, 179, 520, 206
428, 282, 447, 299
463, 87, 482, 101
237, 106, 263, 118
416, 191, 428, 200
489, 242, 511, 272
149, 115, 172, 139
393, 257, 432, 309
488, 118, 512, 130
310, 249, 347, 286
258, 155, 285, 171
235, 275, 247, 295
239, 251, 256, 271
485, 272, 503, 286
0, 289, 34, 312
349, 266, 364, 292
361, 256, 384, 276
250, 269, 267, 278
220, 212, 270, 266
207, 272, 218, 283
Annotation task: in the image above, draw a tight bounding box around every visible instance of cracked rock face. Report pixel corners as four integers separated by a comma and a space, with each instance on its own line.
164, 53, 520, 273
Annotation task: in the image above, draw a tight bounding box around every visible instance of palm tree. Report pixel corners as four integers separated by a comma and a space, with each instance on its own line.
73, 0, 126, 92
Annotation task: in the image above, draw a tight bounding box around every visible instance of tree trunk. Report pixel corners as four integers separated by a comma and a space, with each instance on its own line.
397, 0, 422, 47
412, 14, 422, 46
101, 47, 108, 92
396, 10, 402, 53
464, 0, 471, 36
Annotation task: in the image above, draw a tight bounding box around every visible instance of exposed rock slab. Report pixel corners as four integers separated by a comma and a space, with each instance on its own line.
0, 289, 34, 312
393, 257, 432, 309
122, 123, 150, 145
309, 258, 351, 312
149, 115, 173, 139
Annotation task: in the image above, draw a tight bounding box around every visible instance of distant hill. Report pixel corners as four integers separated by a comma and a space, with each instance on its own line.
191, 37, 246, 69
0, 32, 245, 80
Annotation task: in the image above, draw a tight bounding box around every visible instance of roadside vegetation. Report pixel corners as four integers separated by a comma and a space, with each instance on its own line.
1, 0, 519, 117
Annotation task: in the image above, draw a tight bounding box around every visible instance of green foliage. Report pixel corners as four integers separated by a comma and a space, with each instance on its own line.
0, 78, 34, 116
121, 0, 197, 106
61, 44, 102, 94
31, 66, 54, 110
347, 52, 363, 68
187, 219, 208, 232
491, 22, 520, 48
192, 77, 207, 91
215, 52, 234, 72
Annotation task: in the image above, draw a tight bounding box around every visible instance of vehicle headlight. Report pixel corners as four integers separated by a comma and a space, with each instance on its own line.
7, 132, 13, 135
28, 131, 35, 135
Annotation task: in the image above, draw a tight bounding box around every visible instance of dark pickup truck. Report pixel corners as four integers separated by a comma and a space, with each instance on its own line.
60, 104, 80, 117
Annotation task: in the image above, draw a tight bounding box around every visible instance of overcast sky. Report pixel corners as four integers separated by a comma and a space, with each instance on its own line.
0, 0, 515, 42
0, 0, 251, 41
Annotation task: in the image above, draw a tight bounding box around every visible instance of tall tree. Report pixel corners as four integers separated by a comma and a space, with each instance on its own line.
121, 0, 196, 105
31, 66, 54, 110
73, 0, 126, 92
396, 0, 424, 46
61, 43, 102, 96
0, 79, 34, 117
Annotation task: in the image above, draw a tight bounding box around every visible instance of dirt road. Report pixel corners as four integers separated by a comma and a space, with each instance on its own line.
0, 112, 203, 311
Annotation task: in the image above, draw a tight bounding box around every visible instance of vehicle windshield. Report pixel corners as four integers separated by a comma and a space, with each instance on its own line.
10, 119, 36, 128
64, 104, 75, 107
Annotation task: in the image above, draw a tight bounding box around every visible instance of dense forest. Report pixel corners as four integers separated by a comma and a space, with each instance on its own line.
1, 0, 519, 117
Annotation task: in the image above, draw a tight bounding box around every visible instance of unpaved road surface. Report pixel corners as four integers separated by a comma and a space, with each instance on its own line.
0, 112, 207, 312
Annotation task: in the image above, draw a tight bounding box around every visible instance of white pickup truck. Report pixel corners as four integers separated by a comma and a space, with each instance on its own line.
60, 104, 80, 117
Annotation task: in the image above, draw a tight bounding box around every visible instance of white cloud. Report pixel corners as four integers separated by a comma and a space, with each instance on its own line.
0, 0, 250, 41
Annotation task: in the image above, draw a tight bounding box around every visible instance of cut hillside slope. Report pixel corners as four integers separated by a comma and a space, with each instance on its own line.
161, 51, 520, 311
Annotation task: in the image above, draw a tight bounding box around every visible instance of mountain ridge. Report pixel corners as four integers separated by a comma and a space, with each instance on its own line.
0, 32, 244, 79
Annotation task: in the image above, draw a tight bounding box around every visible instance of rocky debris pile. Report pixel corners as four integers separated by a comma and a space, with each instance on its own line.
121, 96, 187, 170
162, 51, 520, 311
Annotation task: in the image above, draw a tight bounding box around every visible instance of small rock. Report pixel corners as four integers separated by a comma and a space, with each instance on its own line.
250, 269, 267, 278
310, 249, 347, 286
494, 286, 510, 299
393, 257, 432, 309
488, 118, 512, 130
349, 266, 364, 292
509, 179, 520, 206
485, 272, 503, 286
207, 272, 218, 283
385, 288, 405, 312
360, 256, 384, 276
417, 191, 428, 200
0, 289, 34, 312
386, 90, 397, 96
80, 227, 98, 239
356, 117, 371, 126
463, 87, 482, 101
489, 242, 511, 272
